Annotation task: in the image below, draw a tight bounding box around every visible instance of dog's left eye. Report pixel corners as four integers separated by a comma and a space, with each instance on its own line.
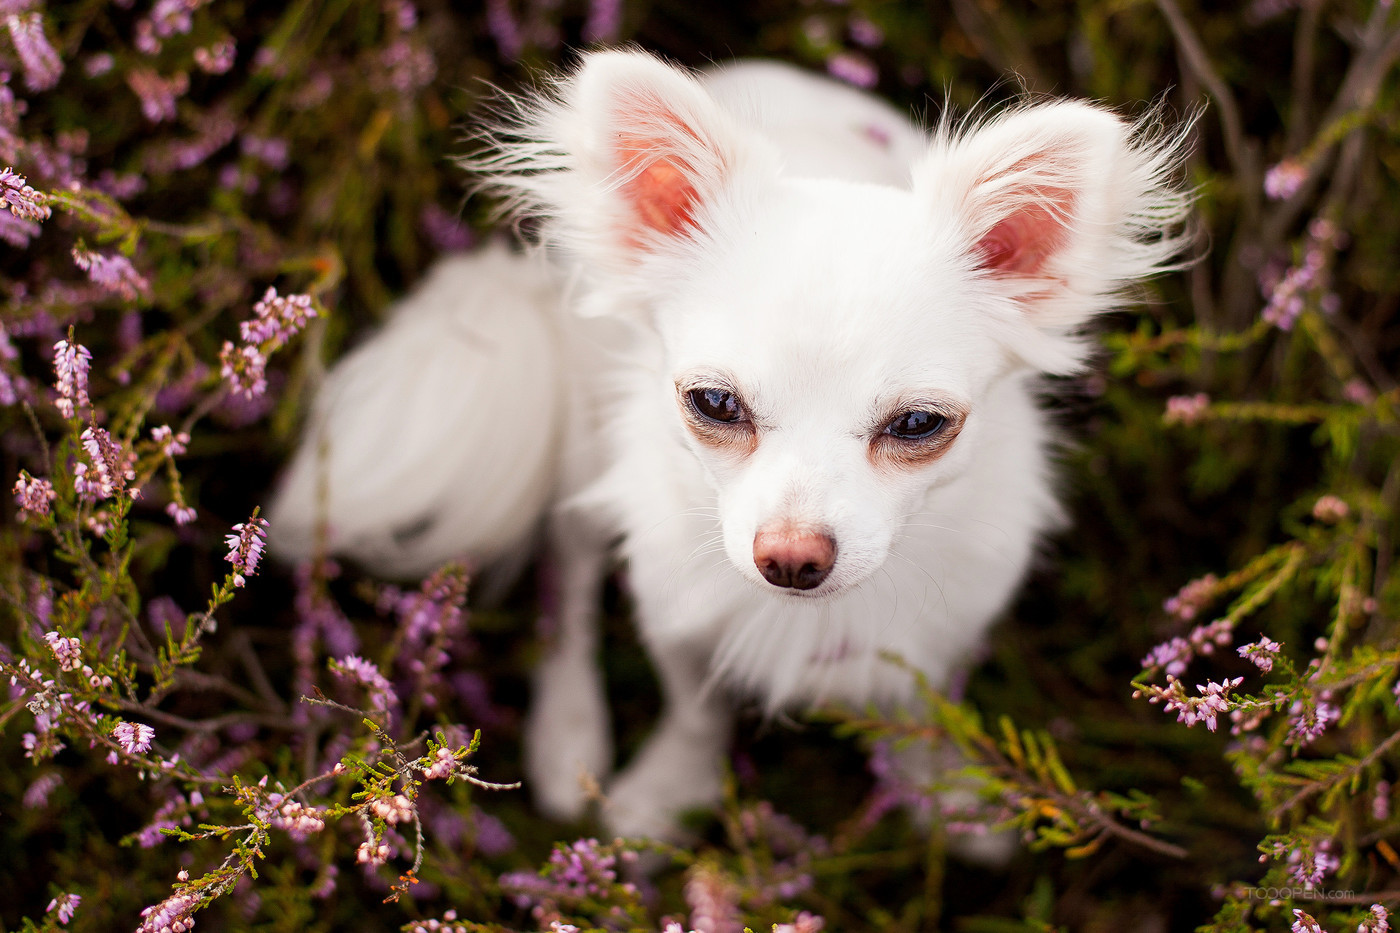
689, 387, 747, 424
884, 410, 947, 441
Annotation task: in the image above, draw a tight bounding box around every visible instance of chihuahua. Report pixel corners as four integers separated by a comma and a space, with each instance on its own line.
270, 49, 1191, 842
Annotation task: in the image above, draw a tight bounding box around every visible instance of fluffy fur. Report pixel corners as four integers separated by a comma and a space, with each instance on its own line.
270, 50, 1192, 841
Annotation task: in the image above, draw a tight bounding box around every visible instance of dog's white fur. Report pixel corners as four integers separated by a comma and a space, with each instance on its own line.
270, 51, 1191, 841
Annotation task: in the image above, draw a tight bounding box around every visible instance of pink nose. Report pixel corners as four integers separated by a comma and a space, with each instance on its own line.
753, 526, 836, 590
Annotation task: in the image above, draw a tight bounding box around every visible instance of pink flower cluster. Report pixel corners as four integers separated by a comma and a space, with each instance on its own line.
52, 337, 92, 417
1, 165, 50, 220
224, 514, 268, 586
1139, 674, 1243, 732
14, 472, 55, 517
6, 13, 62, 92
113, 720, 156, 754
331, 654, 396, 714
46, 893, 81, 925
43, 631, 82, 671
1236, 635, 1282, 673
72, 247, 149, 300
135, 890, 198, 933
240, 287, 315, 347
76, 426, 138, 502
1162, 392, 1210, 426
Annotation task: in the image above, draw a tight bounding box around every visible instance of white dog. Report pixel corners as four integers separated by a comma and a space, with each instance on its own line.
270, 50, 1191, 841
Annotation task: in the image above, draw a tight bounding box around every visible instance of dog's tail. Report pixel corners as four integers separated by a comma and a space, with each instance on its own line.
267, 243, 564, 579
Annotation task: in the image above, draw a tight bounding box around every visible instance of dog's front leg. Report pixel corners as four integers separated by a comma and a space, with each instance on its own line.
523, 510, 614, 822
605, 639, 731, 841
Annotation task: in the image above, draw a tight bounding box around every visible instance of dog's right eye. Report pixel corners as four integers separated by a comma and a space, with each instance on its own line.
688, 387, 746, 424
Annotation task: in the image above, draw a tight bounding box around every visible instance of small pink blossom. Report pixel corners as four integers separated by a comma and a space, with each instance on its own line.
52, 337, 92, 417
46, 893, 80, 925
72, 247, 149, 300
14, 472, 55, 517
0, 166, 49, 221
1237, 635, 1282, 673
239, 287, 315, 347
1264, 159, 1307, 200
423, 746, 456, 780
166, 502, 197, 525
1287, 697, 1339, 746
1361, 905, 1390, 933
219, 340, 268, 399
6, 13, 62, 91
193, 36, 236, 74
151, 424, 189, 457
356, 841, 390, 865
1163, 392, 1210, 426
1311, 494, 1349, 523
43, 631, 82, 671
1291, 909, 1324, 933
224, 514, 268, 586
113, 720, 156, 754
126, 68, 189, 123
826, 51, 878, 88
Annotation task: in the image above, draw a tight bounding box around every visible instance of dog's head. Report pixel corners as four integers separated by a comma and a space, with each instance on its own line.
482, 50, 1191, 597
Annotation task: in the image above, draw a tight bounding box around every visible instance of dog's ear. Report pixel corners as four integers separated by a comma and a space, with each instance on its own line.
917, 102, 1192, 372
478, 50, 779, 279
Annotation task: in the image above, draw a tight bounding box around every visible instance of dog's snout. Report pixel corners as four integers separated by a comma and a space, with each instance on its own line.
753, 526, 836, 590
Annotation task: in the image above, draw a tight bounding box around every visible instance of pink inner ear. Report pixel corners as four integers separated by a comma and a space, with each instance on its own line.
619, 141, 699, 238
973, 190, 1075, 277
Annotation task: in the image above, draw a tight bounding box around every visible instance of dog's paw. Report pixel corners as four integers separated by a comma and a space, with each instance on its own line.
524, 651, 613, 822
604, 725, 725, 841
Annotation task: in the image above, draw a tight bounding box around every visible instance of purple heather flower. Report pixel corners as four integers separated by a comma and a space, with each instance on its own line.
1163, 392, 1210, 425
79, 425, 137, 500
423, 746, 456, 780
848, 14, 884, 47
166, 503, 197, 525
52, 337, 92, 417
1375, 781, 1391, 822
1237, 635, 1282, 673
193, 36, 236, 74
150, 0, 195, 37
1290, 910, 1323, 933
24, 771, 62, 808
219, 341, 268, 399
46, 893, 80, 925
582, 0, 622, 42
72, 247, 149, 300
1, 166, 50, 221
331, 654, 396, 713
113, 720, 156, 754
419, 202, 473, 253
6, 13, 62, 91
1287, 697, 1339, 746
1287, 839, 1339, 890
1264, 159, 1307, 200
224, 514, 269, 586
240, 287, 316, 347
1361, 905, 1390, 933
43, 631, 82, 671
14, 472, 55, 517
135, 891, 198, 933
0, 207, 39, 246
126, 68, 189, 123
485, 0, 522, 58
1311, 494, 1349, 522
151, 424, 189, 457
826, 51, 878, 89
83, 52, 115, 77
774, 914, 826, 933
1163, 573, 1220, 621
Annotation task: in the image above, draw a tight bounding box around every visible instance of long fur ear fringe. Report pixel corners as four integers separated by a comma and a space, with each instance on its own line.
463, 49, 781, 278
917, 99, 1200, 375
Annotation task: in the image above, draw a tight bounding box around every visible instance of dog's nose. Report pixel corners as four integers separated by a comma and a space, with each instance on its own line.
753, 527, 836, 590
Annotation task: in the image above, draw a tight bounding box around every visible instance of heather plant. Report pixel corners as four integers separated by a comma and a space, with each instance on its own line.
3, 1, 1400, 932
